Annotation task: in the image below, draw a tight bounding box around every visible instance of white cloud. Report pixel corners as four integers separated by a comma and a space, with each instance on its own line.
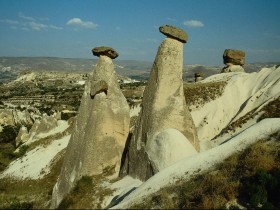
0, 19, 19, 25
18, 12, 35, 21
49, 24, 63, 30
1, 13, 62, 31
183, 20, 204, 28
167, 17, 177, 22
66, 18, 98, 29
29, 21, 48, 31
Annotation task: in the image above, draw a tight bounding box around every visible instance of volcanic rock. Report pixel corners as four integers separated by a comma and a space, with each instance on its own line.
50, 50, 129, 208
120, 28, 199, 181
159, 25, 188, 43
223, 49, 245, 66
221, 64, 245, 73
92, 46, 119, 59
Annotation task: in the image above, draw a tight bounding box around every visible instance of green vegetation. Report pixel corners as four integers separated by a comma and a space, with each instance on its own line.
184, 81, 226, 109
0, 125, 20, 145
131, 134, 280, 209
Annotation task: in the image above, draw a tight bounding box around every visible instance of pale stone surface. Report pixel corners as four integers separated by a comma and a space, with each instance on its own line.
50, 55, 130, 208
120, 37, 199, 181
146, 128, 198, 172
221, 65, 245, 73
15, 126, 29, 147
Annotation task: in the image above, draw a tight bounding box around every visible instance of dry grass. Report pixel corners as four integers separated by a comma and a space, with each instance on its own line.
184, 81, 226, 110
58, 168, 116, 209
0, 149, 65, 209
220, 97, 280, 135
131, 134, 280, 209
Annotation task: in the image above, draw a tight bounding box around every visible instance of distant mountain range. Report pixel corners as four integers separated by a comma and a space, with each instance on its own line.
0, 56, 279, 82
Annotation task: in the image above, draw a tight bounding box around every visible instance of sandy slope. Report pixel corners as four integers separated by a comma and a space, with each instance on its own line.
111, 118, 280, 209
0, 135, 70, 180
192, 66, 280, 150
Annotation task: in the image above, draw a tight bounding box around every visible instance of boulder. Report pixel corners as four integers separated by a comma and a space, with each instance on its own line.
92, 46, 119, 59
146, 128, 198, 172
223, 49, 245, 65
159, 25, 188, 43
50, 51, 130, 208
120, 27, 199, 181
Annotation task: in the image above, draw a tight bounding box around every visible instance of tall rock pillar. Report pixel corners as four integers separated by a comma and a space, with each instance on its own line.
50, 47, 130, 208
120, 25, 199, 181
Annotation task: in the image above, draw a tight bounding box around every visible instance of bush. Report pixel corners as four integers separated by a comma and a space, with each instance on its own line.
2, 197, 33, 210
240, 169, 280, 209
14, 145, 29, 158
0, 125, 20, 145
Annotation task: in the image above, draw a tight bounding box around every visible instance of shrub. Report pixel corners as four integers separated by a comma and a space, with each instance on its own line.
14, 145, 29, 158
240, 169, 280, 209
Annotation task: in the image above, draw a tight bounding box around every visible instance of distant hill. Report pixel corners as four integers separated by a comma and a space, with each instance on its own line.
0, 57, 279, 83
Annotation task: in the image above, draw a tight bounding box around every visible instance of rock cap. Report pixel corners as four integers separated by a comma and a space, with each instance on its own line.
92, 46, 119, 59
223, 49, 245, 65
159, 25, 188, 43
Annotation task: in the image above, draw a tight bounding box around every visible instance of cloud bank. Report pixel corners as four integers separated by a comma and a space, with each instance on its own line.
0, 13, 63, 31
183, 20, 204, 27
66, 18, 98, 29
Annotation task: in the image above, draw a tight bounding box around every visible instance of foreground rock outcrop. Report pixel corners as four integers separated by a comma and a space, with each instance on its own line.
221, 49, 245, 73
50, 47, 130, 208
120, 25, 199, 181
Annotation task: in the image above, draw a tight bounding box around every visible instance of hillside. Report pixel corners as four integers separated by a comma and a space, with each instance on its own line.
1, 57, 278, 84
0, 65, 279, 209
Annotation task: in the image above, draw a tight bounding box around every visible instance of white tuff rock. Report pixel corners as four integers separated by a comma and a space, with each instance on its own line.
120, 35, 199, 181
50, 54, 130, 208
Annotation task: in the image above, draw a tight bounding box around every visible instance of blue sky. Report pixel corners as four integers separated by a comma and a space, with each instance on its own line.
0, 0, 279, 65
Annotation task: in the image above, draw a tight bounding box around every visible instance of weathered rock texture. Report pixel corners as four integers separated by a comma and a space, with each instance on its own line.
50, 54, 130, 208
15, 126, 29, 147
221, 64, 245, 73
222, 49, 245, 73
159, 25, 188, 43
120, 34, 199, 181
92, 46, 119, 59
223, 49, 245, 65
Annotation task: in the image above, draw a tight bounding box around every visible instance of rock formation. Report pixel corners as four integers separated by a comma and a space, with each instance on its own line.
221, 49, 245, 73
120, 25, 199, 181
50, 47, 130, 208
195, 72, 204, 82
15, 126, 29, 147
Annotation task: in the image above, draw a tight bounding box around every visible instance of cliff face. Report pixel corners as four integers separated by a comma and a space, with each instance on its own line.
50, 55, 130, 208
120, 37, 199, 181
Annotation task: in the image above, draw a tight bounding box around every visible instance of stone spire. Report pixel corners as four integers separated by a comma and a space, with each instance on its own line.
120, 25, 199, 181
50, 46, 130, 208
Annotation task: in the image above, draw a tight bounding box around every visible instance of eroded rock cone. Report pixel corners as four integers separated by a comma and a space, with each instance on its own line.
50, 48, 130, 208
120, 26, 199, 181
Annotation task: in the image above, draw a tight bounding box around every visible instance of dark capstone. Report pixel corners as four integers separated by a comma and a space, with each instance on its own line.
92, 46, 119, 59
223, 49, 245, 65
159, 25, 188, 43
